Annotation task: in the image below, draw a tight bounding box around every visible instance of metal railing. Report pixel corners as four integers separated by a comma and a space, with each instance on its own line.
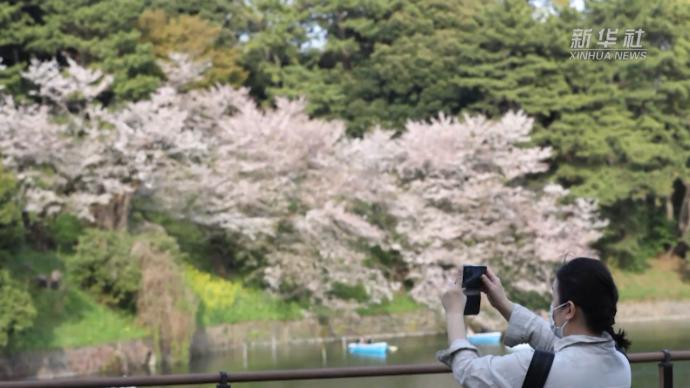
0, 349, 688, 388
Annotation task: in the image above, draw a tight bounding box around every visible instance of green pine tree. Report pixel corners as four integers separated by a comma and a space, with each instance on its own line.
0, 0, 161, 101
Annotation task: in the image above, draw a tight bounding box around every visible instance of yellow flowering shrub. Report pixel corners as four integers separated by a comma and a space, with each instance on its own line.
183, 264, 240, 312
183, 264, 303, 325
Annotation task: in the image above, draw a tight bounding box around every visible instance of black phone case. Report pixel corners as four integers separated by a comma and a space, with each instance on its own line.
464, 293, 481, 315
462, 265, 486, 315
462, 265, 486, 289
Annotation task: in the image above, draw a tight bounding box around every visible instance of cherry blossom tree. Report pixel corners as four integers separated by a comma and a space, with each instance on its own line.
378, 112, 608, 307
0, 55, 607, 311
156, 87, 607, 308
0, 57, 208, 229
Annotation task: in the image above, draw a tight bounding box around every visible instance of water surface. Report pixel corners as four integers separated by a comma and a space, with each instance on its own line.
165, 318, 690, 388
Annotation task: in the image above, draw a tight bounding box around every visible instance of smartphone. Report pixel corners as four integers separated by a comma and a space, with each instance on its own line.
462, 265, 487, 289
462, 265, 486, 315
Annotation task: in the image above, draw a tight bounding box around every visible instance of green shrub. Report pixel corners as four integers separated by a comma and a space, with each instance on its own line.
328, 282, 369, 302
349, 200, 397, 232
0, 270, 36, 347
363, 244, 408, 283
596, 200, 677, 271
0, 164, 24, 252
134, 210, 264, 275
136, 211, 207, 256
68, 229, 140, 312
503, 283, 550, 311
0, 164, 35, 348
45, 213, 85, 252
8, 281, 147, 351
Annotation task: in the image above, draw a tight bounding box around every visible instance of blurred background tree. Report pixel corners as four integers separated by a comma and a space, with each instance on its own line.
0, 0, 161, 100
138, 9, 246, 88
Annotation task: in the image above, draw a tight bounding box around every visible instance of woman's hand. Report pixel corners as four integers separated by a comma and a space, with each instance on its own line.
441, 269, 467, 344
480, 267, 513, 321
441, 269, 467, 315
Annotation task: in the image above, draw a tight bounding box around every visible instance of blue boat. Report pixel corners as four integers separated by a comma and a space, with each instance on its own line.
348, 341, 388, 356
467, 331, 502, 346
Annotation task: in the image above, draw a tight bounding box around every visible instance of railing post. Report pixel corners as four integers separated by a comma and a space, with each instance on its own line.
658, 349, 673, 388
217, 371, 231, 388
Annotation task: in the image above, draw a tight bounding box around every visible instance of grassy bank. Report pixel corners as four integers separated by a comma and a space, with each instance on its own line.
7, 248, 307, 351
10, 249, 427, 351
7, 250, 148, 351
10, 248, 690, 352
610, 255, 690, 301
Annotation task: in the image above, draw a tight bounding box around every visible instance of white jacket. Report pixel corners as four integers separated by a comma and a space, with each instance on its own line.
436, 303, 632, 388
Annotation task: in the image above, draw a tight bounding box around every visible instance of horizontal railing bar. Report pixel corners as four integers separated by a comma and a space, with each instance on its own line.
628, 350, 690, 362
1, 350, 690, 388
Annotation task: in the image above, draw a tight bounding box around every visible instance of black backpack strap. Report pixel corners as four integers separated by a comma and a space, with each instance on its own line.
521, 349, 555, 388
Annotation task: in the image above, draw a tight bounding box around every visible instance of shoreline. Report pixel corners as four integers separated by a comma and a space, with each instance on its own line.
616, 314, 690, 323
615, 299, 690, 323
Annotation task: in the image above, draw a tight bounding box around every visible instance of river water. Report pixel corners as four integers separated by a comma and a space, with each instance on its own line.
168, 319, 690, 388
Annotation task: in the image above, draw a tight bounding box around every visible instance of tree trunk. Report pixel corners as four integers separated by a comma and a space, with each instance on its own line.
678, 181, 690, 237
91, 191, 134, 230
666, 195, 675, 221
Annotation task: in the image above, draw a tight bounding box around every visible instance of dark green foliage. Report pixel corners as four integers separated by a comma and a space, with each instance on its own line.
328, 281, 369, 302
0, 164, 24, 251
504, 282, 551, 311
351, 200, 409, 283
68, 229, 140, 312
277, 279, 313, 305
238, 0, 316, 105
595, 198, 678, 271
0, 0, 162, 101
45, 213, 84, 253
134, 210, 265, 276
349, 199, 397, 232
0, 270, 36, 347
538, 0, 690, 266
0, 164, 33, 347
365, 245, 404, 270
261, 0, 485, 136
363, 244, 408, 284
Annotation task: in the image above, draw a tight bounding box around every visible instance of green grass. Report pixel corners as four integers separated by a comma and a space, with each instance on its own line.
10, 287, 148, 351
5, 247, 65, 274
357, 293, 423, 316
7, 249, 148, 351
611, 258, 690, 302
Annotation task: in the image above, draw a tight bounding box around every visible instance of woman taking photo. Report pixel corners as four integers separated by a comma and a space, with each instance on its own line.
437, 257, 631, 388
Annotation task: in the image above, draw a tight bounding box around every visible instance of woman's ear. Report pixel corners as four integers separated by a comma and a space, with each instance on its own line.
564, 301, 576, 320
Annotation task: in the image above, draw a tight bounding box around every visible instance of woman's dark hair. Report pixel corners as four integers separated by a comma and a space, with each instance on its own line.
556, 257, 631, 352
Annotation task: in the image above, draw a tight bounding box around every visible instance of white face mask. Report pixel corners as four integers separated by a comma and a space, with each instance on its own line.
549, 301, 570, 338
